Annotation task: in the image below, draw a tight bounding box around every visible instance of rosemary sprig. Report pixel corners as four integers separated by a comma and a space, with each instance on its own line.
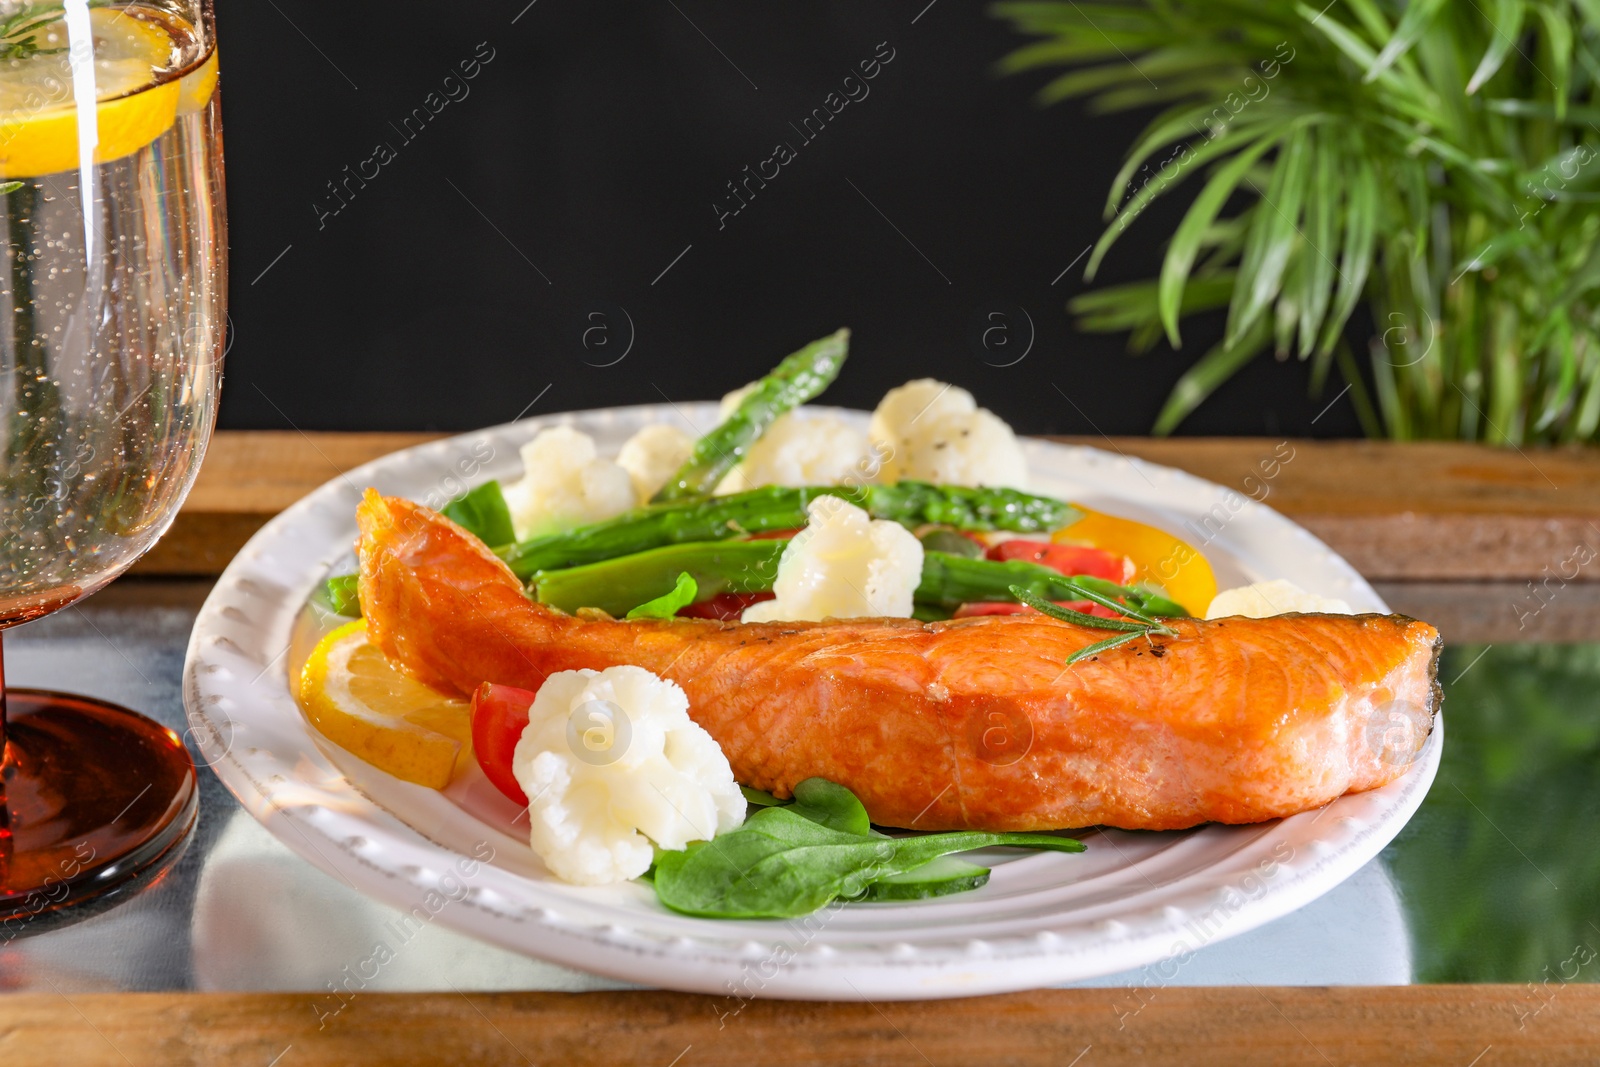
1008, 585, 1180, 666
0, 34, 66, 60
0, 1, 109, 59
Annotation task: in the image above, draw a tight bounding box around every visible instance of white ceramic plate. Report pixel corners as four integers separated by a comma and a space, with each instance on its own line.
182, 404, 1441, 1000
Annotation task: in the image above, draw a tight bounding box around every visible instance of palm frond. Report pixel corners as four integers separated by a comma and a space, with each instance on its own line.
997, 0, 1600, 442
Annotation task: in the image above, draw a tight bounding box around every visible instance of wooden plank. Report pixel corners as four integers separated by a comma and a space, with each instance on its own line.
1055, 437, 1599, 517
1, 987, 1592, 1066
133, 431, 1600, 580
135, 431, 441, 575
1374, 580, 1600, 644
1053, 437, 1600, 583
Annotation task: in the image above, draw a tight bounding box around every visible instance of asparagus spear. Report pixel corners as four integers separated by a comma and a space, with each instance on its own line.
501, 482, 1079, 579
652, 329, 850, 502
867, 480, 1074, 534
916, 554, 1185, 615
531, 540, 1186, 619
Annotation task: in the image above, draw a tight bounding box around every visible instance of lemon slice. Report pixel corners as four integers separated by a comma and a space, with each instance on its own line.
0, 6, 210, 178
174, 45, 216, 115
1054, 508, 1218, 617
298, 619, 474, 790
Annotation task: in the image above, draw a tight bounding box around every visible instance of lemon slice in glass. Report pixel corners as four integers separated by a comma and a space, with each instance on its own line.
298, 619, 475, 790
174, 44, 215, 114
0, 6, 210, 178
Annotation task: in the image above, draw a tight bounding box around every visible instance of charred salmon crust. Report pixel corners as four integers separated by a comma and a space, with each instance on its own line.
355, 491, 1442, 832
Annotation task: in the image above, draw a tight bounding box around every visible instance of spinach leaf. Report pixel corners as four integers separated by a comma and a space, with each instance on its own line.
625, 571, 698, 620
740, 785, 786, 807
788, 776, 871, 836
440, 480, 516, 548
734, 777, 872, 831
651, 806, 1084, 919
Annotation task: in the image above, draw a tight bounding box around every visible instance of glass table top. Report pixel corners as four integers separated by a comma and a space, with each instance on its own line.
1, 579, 1590, 993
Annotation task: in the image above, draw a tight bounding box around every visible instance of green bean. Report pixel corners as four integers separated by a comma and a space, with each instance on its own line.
319, 573, 362, 617
533, 541, 784, 616
439, 479, 515, 548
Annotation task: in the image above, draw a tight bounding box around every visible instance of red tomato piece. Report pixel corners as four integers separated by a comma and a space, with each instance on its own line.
953, 599, 1123, 619
677, 591, 775, 620
471, 681, 537, 805
986, 539, 1130, 582
746, 527, 803, 541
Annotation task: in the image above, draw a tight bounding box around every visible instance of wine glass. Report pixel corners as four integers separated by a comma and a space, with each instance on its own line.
0, 0, 224, 917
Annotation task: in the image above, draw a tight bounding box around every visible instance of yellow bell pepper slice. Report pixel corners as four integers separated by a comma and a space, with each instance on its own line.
1053, 507, 1217, 616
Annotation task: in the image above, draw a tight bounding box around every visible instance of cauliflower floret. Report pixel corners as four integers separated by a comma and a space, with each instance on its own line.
616, 423, 695, 501
892, 408, 1029, 489
868, 378, 976, 452
501, 426, 637, 540
513, 666, 745, 886
741, 496, 923, 623
720, 413, 874, 492
870, 379, 1028, 489
712, 383, 875, 492
1205, 579, 1353, 619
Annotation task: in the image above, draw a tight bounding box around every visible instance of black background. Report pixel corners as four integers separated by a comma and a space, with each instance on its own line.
216, 0, 1363, 437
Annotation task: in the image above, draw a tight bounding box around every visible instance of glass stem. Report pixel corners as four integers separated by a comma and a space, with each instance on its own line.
0, 628, 12, 871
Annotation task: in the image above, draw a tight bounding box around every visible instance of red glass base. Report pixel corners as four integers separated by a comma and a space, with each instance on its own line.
0, 690, 197, 921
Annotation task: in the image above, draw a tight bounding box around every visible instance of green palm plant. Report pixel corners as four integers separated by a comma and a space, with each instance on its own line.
996, 0, 1600, 442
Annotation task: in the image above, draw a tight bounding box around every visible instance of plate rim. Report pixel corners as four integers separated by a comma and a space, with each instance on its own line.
182, 404, 1441, 999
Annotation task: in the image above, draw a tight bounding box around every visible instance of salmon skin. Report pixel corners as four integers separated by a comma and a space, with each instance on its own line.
356, 491, 1441, 832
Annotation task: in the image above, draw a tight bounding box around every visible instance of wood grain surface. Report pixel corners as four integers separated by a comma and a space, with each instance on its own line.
100, 434, 1600, 1056
1073, 436, 1600, 583
136, 430, 1600, 581
136, 431, 436, 575
1374, 579, 1600, 643
4, 986, 1592, 1066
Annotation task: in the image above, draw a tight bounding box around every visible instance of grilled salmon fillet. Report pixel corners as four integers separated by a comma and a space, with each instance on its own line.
356, 491, 1441, 832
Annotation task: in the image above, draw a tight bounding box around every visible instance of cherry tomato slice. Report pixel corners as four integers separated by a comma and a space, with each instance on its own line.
985, 539, 1130, 582
677, 591, 775, 620
471, 681, 536, 805
746, 527, 803, 541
